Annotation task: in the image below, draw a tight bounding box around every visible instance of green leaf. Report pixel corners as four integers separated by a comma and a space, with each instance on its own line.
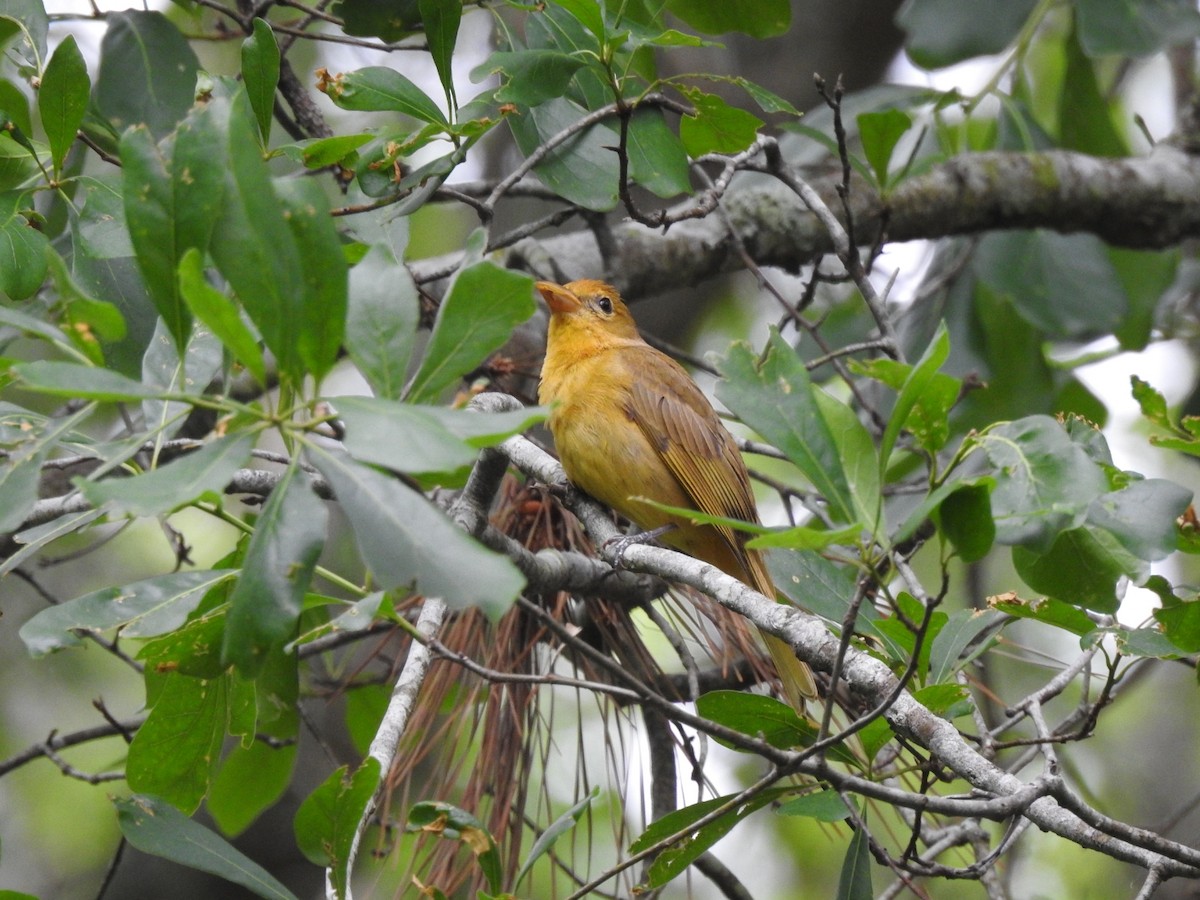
208, 93, 308, 383
696, 690, 817, 749
78, 432, 256, 517
627, 108, 692, 198
1087, 476, 1192, 562
331, 395, 476, 475
507, 96, 619, 211
274, 177, 347, 383
514, 789, 597, 888
178, 248, 267, 387
1013, 527, 1135, 613
928, 608, 1003, 684
320, 66, 447, 125
632, 789, 788, 887
344, 240, 418, 399
975, 231, 1127, 339
975, 415, 1108, 551
94, 11, 200, 139
334, 0, 421, 41
0, 77, 33, 136
550, 0, 605, 39
1111, 248, 1178, 351
990, 592, 1097, 636
116, 794, 299, 899
476, 49, 586, 107
407, 802, 503, 893
857, 109, 912, 188
19, 569, 236, 656
39, 33, 90, 173
836, 814, 872, 900
44, 246, 127, 357
1060, 24, 1128, 157
405, 261, 535, 403
665, 0, 790, 38
768, 548, 865, 626
776, 790, 851, 821
223, 465, 327, 676
0, 204, 49, 299
1154, 597, 1200, 653
0, 0, 47, 65
241, 19, 280, 144
308, 447, 525, 620
936, 482, 995, 562
209, 740, 297, 837
913, 682, 972, 719
418, 0, 461, 106
1075, 0, 1200, 57
294, 758, 382, 897
277, 133, 374, 169
716, 334, 859, 525
679, 88, 763, 156
897, 0, 1039, 69
748, 522, 862, 550
12, 359, 164, 400
127, 673, 228, 813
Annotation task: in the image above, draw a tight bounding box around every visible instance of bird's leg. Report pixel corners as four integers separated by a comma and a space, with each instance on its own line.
602, 523, 677, 568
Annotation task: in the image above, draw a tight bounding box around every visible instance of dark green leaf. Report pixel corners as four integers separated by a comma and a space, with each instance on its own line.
1075, 0, 1200, 57
550, 0, 605, 39
857, 108, 912, 187
1111, 248, 1178, 351
223, 465, 327, 676
768, 548, 865, 626
928, 608, 1003, 684
39, 33, 90, 172
44, 247, 127, 355
419, 0, 461, 105
278, 133, 373, 169
476, 50, 586, 107
320, 66, 447, 125
836, 814, 872, 900
1103, 623, 1184, 658
976, 415, 1108, 550
94, 11, 200, 139
0, 132, 38, 193
508, 96, 619, 210
1087, 477, 1192, 562
141, 318, 224, 439
897, 0, 1038, 69
344, 240, 418, 399
19, 569, 236, 656
633, 789, 788, 887
665, 0, 790, 37
0, 0, 47, 64
209, 740, 297, 838
308, 447, 524, 620
776, 790, 851, 821
78, 432, 256, 517
294, 758, 382, 897
1060, 25, 1128, 157
679, 88, 763, 156
12, 359, 165, 400
936, 482, 995, 562
242, 19, 280, 143
696, 690, 816, 749
1013, 526, 1137, 613
127, 673, 228, 813
208, 93, 307, 383
116, 794, 298, 900
913, 683, 972, 719
178, 248, 267, 387
334, 0, 421, 42
406, 262, 535, 403
273, 178, 347, 383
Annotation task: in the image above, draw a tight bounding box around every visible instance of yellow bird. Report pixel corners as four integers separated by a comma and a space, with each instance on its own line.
537, 279, 816, 710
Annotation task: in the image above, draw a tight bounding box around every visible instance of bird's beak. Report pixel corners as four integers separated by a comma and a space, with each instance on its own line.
536, 281, 581, 314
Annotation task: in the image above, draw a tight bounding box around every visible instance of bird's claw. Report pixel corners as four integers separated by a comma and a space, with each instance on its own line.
601, 523, 676, 568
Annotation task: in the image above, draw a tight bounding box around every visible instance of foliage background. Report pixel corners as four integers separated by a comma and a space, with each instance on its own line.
2, 1, 1200, 899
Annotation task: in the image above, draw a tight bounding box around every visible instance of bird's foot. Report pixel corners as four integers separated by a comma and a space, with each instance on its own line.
602, 524, 676, 568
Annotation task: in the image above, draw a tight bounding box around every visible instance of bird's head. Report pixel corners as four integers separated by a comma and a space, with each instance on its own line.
537, 279, 641, 344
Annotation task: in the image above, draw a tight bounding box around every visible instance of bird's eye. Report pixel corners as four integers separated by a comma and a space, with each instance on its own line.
597, 296, 613, 315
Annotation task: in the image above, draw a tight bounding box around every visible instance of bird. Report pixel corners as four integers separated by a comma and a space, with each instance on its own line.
536, 278, 816, 711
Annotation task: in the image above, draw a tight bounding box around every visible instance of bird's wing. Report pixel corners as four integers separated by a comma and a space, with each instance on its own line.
623, 351, 761, 568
